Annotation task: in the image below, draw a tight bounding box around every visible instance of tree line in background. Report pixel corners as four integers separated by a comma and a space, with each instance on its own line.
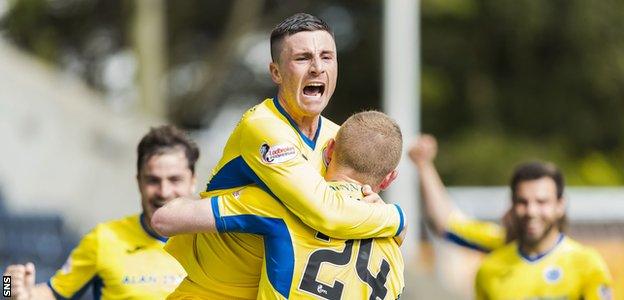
2, 0, 623, 185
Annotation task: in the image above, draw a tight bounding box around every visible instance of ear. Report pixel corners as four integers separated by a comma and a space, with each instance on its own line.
378, 170, 398, 191
269, 62, 281, 84
325, 139, 336, 163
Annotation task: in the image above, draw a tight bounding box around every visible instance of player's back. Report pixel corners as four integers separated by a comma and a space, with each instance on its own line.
476, 235, 613, 300
212, 183, 405, 300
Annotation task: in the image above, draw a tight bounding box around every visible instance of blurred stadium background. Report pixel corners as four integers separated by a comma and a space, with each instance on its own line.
1, 0, 623, 299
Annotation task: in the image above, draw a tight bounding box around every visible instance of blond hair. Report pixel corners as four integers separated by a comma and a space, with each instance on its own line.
333, 111, 402, 186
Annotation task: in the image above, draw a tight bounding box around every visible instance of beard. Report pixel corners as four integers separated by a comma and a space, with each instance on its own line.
518, 219, 557, 248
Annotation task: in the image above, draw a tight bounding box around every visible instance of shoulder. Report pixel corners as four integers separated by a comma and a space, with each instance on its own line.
321, 116, 340, 134
562, 238, 608, 268
93, 214, 140, 239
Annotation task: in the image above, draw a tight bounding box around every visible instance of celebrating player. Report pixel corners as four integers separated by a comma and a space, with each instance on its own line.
154, 111, 405, 299
475, 162, 612, 299
163, 13, 405, 299
3, 125, 195, 299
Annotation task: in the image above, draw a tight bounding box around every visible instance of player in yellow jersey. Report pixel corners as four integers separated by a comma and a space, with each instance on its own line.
154, 111, 405, 299
3, 126, 195, 299
162, 13, 404, 299
475, 162, 612, 299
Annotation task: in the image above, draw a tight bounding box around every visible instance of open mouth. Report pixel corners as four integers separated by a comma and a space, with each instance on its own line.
303, 83, 325, 97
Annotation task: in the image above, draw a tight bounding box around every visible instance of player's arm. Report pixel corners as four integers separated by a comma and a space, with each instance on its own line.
240, 119, 404, 240
3, 263, 54, 300
151, 196, 217, 237
409, 134, 505, 252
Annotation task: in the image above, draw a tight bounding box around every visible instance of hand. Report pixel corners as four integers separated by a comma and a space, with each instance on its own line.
3, 263, 36, 300
361, 185, 384, 204
408, 134, 438, 165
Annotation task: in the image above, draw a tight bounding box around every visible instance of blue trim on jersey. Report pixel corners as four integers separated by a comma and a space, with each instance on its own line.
518, 233, 565, 263
92, 275, 103, 300
444, 231, 491, 253
207, 156, 279, 201
140, 213, 168, 243
394, 204, 405, 236
213, 203, 294, 298
211, 196, 226, 232
206, 156, 255, 191
272, 97, 322, 150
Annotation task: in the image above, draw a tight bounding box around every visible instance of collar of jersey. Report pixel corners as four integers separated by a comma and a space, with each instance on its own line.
272, 97, 322, 150
140, 213, 168, 243
518, 233, 565, 263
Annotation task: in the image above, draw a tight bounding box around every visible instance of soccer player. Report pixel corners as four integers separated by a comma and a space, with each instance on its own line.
475, 162, 612, 299
2, 125, 196, 299
154, 111, 405, 299
163, 13, 405, 299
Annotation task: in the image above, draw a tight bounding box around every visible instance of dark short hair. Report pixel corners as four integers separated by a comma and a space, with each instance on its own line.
510, 161, 564, 199
137, 125, 199, 174
270, 13, 333, 62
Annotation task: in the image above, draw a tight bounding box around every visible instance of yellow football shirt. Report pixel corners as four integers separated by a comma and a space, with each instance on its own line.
212, 182, 405, 300
48, 214, 186, 299
166, 98, 404, 299
475, 234, 613, 300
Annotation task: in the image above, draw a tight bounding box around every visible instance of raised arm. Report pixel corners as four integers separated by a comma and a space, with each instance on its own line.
409, 134, 505, 252
408, 134, 459, 235
238, 119, 404, 240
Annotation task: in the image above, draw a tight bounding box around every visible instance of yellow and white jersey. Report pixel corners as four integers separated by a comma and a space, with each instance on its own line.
48, 214, 185, 300
445, 211, 506, 252
475, 235, 613, 300
166, 98, 404, 299
212, 182, 404, 300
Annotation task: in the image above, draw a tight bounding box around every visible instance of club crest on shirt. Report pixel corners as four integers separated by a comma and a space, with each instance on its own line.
260, 142, 298, 164
543, 266, 563, 284
599, 285, 612, 300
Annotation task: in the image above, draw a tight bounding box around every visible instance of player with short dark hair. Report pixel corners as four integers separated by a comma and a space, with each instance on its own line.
3, 125, 197, 299
475, 162, 612, 299
163, 13, 405, 299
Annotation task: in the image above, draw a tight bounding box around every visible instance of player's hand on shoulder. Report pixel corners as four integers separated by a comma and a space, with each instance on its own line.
361, 185, 384, 205
408, 134, 438, 165
3, 262, 36, 300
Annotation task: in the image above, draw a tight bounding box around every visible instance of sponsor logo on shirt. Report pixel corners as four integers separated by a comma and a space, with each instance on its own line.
260, 143, 298, 164
543, 266, 563, 284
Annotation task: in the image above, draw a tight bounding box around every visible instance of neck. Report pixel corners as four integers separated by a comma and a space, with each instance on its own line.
520, 229, 562, 257
277, 92, 320, 139
325, 166, 376, 192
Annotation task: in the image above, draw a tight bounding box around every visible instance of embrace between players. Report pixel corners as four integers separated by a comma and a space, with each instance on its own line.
4, 12, 612, 300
